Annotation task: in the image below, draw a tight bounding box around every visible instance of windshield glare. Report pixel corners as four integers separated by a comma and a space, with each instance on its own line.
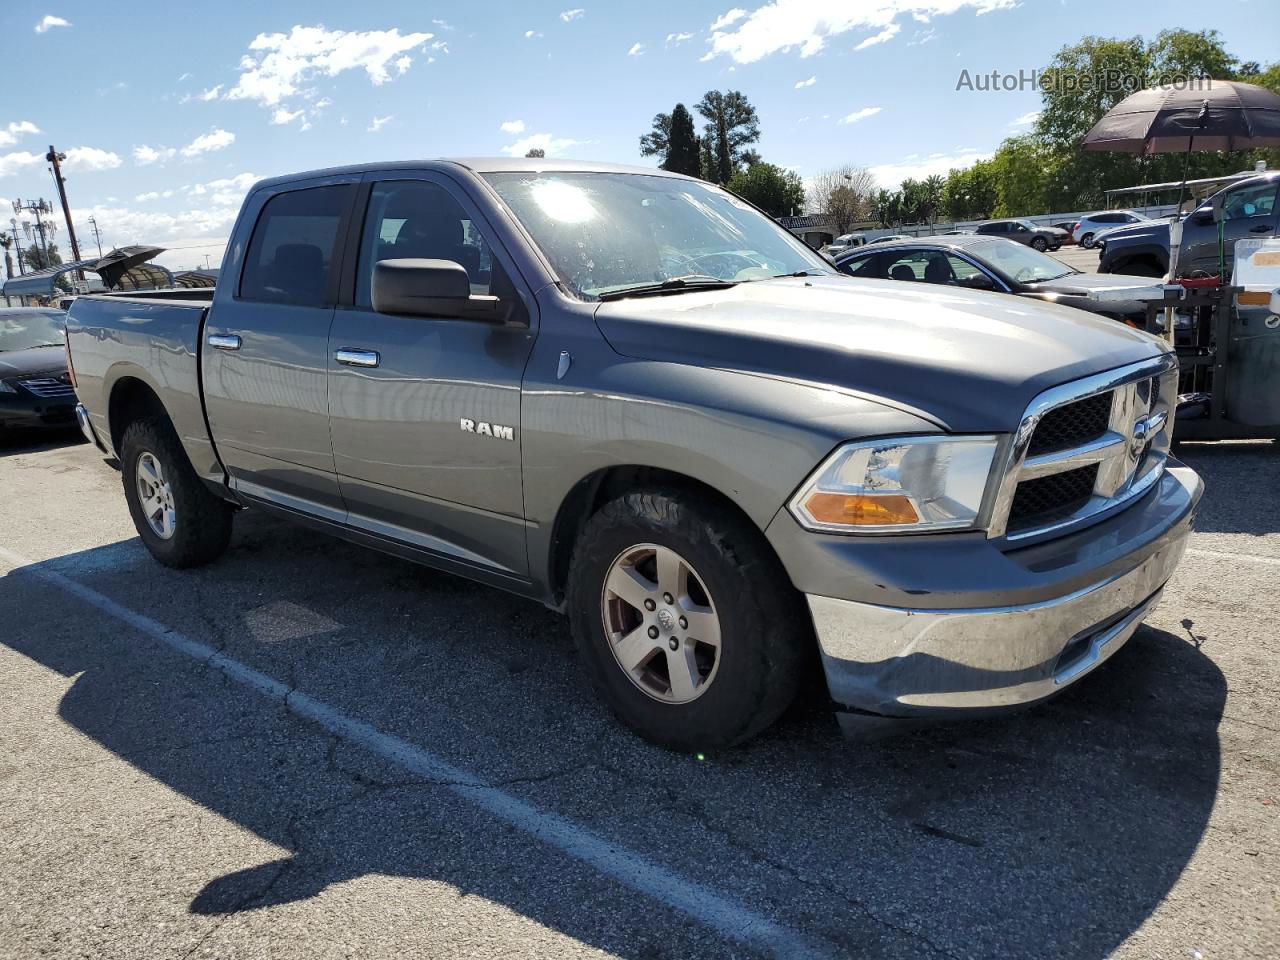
484, 172, 832, 299
971, 239, 1073, 283
0, 310, 66, 352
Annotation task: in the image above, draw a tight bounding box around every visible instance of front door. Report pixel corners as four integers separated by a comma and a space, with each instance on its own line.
327, 174, 537, 579
1185, 181, 1280, 275
202, 180, 356, 520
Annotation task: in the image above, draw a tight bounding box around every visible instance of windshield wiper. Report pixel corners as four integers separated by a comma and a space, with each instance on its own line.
30, 342, 66, 348
597, 275, 738, 301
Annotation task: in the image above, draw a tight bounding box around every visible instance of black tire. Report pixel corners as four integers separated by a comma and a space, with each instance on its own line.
1080, 232, 1095, 249
567, 488, 807, 751
1031, 236, 1048, 252
120, 416, 233, 569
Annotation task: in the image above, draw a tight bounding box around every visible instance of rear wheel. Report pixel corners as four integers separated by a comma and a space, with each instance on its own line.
1031, 236, 1048, 252
1080, 232, 1096, 249
121, 416, 233, 568
567, 488, 806, 751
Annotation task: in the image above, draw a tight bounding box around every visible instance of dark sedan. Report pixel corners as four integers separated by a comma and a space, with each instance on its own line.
0, 307, 77, 434
835, 235, 1168, 321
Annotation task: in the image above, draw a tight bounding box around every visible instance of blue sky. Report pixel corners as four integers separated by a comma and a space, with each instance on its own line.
2, 0, 1276, 270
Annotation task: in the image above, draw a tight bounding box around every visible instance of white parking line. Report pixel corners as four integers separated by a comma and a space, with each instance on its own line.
1188, 547, 1280, 567
0, 545, 828, 960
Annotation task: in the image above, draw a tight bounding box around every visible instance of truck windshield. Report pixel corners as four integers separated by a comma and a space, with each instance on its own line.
483, 172, 833, 300
0, 310, 66, 352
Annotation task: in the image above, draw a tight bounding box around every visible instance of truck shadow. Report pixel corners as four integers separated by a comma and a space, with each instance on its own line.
1, 518, 1226, 959
0, 426, 83, 457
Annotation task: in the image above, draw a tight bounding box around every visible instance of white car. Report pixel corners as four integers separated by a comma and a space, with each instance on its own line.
1073, 210, 1151, 249
823, 233, 866, 257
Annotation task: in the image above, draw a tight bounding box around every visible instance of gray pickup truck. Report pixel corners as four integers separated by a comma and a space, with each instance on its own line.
66, 158, 1202, 750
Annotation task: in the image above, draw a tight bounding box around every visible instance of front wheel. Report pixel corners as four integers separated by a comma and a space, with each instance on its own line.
121, 416, 234, 568
1031, 236, 1048, 252
567, 489, 806, 751
1080, 232, 1096, 249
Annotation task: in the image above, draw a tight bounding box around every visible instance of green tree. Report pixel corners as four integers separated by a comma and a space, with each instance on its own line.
663, 104, 701, 177
726, 163, 806, 218
695, 90, 760, 183
525, 148, 545, 158
638, 111, 672, 161
940, 162, 998, 220
23, 243, 62, 272
989, 135, 1053, 216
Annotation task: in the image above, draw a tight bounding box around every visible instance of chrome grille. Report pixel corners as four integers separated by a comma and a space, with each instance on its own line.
989, 356, 1178, 541
17, 377, 76, 399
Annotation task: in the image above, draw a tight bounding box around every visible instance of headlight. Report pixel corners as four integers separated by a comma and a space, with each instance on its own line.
0, 380, 16, 394
789, 435, 1001, 534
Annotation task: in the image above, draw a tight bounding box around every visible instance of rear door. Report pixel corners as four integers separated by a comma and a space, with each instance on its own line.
326, 172, 537, 580
202, 178, 358, 520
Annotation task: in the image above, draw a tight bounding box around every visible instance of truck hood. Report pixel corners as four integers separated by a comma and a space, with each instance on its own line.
593, 276, 1167, 432
1100, 220, 1170, 247
0, 346, 68, 380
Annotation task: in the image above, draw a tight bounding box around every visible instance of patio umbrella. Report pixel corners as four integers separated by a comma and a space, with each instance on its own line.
1081, 80, 1280, 332
93, 245, 166, 289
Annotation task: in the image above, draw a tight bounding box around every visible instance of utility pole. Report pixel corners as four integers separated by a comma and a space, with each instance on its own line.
88, 216, 104, 257
46, 146, 84, 279
8, 220, 25, 275
14, 198, 54, 266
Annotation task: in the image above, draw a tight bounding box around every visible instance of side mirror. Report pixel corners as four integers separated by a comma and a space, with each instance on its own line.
372, 258, 503, 321
1192, 210, 1214, 226
963, 273, 995, 291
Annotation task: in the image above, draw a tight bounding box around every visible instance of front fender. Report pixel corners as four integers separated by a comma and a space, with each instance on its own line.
519, 330, 942, 590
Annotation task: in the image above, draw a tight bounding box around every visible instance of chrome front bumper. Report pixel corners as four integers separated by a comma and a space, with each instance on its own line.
807, 469, 1198, 722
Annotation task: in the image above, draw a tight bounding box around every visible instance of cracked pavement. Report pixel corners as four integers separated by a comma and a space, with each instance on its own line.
0, 430, 1277, 959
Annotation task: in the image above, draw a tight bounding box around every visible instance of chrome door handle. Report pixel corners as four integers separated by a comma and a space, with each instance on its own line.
207, 334, 241, 351
334, 348, 380, 368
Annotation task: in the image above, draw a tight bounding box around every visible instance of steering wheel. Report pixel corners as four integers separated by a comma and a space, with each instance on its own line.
664, 250, 761, 278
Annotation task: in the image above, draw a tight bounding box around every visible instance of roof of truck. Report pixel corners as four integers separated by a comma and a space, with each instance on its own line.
250, 158, 692, 194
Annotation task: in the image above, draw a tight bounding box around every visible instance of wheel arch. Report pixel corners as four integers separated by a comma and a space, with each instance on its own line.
545, 464, 788, 608
107, 374, 169, 455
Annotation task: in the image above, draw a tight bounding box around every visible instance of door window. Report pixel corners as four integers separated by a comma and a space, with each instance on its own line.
356, 180, 494, 308
1222, 183, 1278, 222
840, 254, 884, 278
240, 186, 349, 305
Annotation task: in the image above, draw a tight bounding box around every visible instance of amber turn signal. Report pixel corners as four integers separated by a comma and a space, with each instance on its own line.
803, 492, 920, 527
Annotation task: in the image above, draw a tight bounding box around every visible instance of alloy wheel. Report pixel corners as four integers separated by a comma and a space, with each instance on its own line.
600, 543, 722, 704
135, 450, 176, 540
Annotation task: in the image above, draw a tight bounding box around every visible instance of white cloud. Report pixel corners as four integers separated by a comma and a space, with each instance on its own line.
198, 85, 222, 101
63, 147, 122, 172
135, 192, 161, 202
189, 172, 258, 206
709, 8, 747, 30
1010, 109, 1041, 127
225, 26, 433, 107
559, 8, 585, 21
666, 31, 695, 44
271, 107, 304, 125
907, 28, 937, 45
0, 121, 39, 148
314, 97, 333, 109
0, 151, 42, 178
794, 75, 816, 88
854, 22, 900, 49
524, 30, 542, 38
501, 132, 583, 158
35, 15, 70, 33
868, 147, 991, 190
627, 42, 645, 56
133, 144, 177, 166
368, 115, 393, 133
839, 106, 882, 124
181, 128, 235, 158
500, 120, 526, 134
177, 72, 192, 82
706, 0, 1015, 63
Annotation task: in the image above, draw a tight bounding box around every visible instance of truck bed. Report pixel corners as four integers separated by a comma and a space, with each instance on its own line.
66, 295, 222, 482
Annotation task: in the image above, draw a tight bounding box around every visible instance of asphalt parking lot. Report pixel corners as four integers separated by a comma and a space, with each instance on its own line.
1, 428, 1276, 960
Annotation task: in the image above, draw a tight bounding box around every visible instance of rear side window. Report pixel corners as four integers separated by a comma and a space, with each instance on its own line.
840, 254, 884, 278
239, 186, 350, 306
